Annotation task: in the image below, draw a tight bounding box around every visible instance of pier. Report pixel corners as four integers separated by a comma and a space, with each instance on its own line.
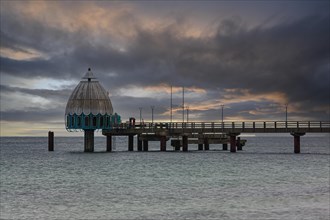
102, 121, 329, 153
64, 69, 329, 153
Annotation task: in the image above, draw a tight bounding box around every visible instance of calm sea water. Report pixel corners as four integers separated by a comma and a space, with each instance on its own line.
0, 135, 329, 220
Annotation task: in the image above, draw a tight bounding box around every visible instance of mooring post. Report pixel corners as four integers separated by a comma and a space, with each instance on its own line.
291, 132, 305, 154
106, 135, 112, 152
128, 135, 134, 151
222, 143, 228, 151
84, 129, 94, 152
182, 135, 188, 152
48, 131, 54, 151
237, 137, 242, 151
160, 136, 167, 151
204, 137, 209, 150
143, 139, 149, 151
137, 135, 143, 151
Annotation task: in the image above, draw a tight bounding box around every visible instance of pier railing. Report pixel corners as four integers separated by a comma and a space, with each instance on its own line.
108, 121, 330, 133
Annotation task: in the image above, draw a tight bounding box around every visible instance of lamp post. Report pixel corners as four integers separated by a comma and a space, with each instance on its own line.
182, 86, 185, 123
285, 103, 288, 128
170, 85, 173, 123
139, 107, 142, 125
220, 104, 224, 130
221, 104, 224, 123
186, 106, 189, 123
151, 106, 154, 124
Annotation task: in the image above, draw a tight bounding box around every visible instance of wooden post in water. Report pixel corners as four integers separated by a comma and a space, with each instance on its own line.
106, 135, 112, 152
291, 132, 305, 154
204, 137, 209, 150
222, 143, 228, 151
137, 135, 143, 151
182, 135, 188, 152
128, 135, 134, 151
160, 136, 166, 151
48, 131, 54, 151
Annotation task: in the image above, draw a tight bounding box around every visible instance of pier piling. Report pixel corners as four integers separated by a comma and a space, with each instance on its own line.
204, 138, 209, 150
160, 136, 167, 151
48, 131, 54, 151
106, 135, 112, 152
198, 143, 203, 150
143, 139, 149, 151
237, 137, 242, 151
137, 135, 143, 151
182, 136, 188, 152
128, 135, 134, 151
230, 135, 236, 153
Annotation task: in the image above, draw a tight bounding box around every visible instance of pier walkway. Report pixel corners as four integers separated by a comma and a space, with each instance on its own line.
102, 121, 329, 153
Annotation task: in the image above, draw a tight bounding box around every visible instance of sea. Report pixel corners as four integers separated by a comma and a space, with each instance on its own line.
0, 134, 329, 220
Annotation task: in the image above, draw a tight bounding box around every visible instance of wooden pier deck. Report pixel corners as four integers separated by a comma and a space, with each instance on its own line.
103, 121, 330, 135
102, 121, 329, 153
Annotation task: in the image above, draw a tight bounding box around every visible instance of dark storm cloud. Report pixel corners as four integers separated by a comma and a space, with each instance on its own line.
0, 108, 63, 122
1, 1, 329, 125
0, 84, 71, 102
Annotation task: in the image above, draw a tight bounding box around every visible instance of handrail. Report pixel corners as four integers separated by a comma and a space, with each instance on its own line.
113, 121, 330, 131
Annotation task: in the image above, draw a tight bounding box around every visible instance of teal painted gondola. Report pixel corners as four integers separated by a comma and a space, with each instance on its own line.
65, 113, 121, 131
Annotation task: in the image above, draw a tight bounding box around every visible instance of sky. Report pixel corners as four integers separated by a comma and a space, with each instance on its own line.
0, 0, 329, 136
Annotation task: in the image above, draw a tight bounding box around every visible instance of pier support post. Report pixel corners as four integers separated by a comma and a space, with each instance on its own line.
290, 132, 305, 154
237, 137, 242, 151
137, 135, 142, 151
128, 135, 134, 151
48, 131, 54, 151
182, 135, 188, 152
106, 135, 112, 152
222, 143, 228, 151
204, 138, 209, 150
198, 143, 203, 151
230, 135, 236, 153
143, 139, 149, 151
84, 130, 94, 152
160, 136, 167, 151
228, 133, 240, 153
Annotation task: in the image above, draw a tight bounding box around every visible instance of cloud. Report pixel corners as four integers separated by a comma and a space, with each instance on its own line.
0, 1, 329, 136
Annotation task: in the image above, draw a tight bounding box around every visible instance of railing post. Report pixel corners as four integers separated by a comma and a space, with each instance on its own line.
274, 121, 277, 131
242, 122, 245, 131
253, 122, 255, 132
